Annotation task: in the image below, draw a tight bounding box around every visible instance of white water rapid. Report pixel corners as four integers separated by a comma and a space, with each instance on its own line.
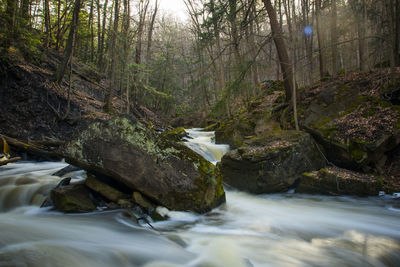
184, 128, 230, 165
0, 129, 399, 266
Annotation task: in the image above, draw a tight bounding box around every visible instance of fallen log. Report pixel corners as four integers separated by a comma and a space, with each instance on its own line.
0, 134, 61, 160
0, 157, 21, 166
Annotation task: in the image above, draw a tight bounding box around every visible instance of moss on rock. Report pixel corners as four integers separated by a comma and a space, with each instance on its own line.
60, 115, 225, 214
297, 167, 382, 196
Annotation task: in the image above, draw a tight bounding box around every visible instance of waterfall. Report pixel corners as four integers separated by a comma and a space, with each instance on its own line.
184, 128, 230, 165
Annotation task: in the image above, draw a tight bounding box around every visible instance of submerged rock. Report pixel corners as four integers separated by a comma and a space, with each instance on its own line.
297, 167, 383, 196
51, 184, 96, 213
219, 131, 325, 193
59, 116, 225, 213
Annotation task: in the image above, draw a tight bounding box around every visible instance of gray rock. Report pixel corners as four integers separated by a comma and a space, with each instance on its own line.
297, 167, 383, 196
219, 131, 325, 193
59, 116, 225, 213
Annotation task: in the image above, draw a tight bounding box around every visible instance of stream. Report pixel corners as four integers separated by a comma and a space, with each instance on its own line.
0, 129, 399, 266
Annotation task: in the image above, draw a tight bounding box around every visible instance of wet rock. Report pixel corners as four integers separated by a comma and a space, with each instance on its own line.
41, 177, 71, 208
52, 165, 81, 177
161, 127, 188, 142
85, 173, 129, 202
219, 131, 325, 193
215, 117, 255, 148
133, 191, 155, 210
59, 116, 225, 213
117, 199, 135, 209
297, 167, 383, 196
50, 184, 96, 213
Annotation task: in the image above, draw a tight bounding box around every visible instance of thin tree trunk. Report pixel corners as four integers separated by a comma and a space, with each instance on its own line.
249, 0, 259, 90
98, 0, 109, 68
358, 0, 367, 71
104, 0, 120, 111
146, 0, 158, 65
89, 0, 95, 61
228, 0, 241, 66
394, 0, 400, 66
262, 0, 293, 101
122, 0, 130, 107
331, 0, 338, 75
5, 0, 16, 47
315, 0, 327, 77
56, 0, 62, 50
44, 0, 52, 47
55, 0, 82, 84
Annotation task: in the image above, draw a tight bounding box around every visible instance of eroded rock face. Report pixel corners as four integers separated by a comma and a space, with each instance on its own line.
297, 167, 383, 196
59, 116, 225, 213
218, 131, 325, 193
301, 83, 400, 172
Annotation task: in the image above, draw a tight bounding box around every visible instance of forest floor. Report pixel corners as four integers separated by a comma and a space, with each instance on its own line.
0, 47, 163, 144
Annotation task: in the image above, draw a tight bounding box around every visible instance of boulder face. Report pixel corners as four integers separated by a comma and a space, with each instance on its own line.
301, 82, 400, 172
218, 131, 325, 193
59, 116, 225, 213
297, 167, 383, 196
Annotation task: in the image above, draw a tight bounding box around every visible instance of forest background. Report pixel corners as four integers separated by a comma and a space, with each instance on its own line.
0, 0, 399, 123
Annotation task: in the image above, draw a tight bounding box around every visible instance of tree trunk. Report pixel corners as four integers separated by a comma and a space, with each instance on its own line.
315, 0, 327, 78
132, 0, 149, 104
146, 0, 158, 65
98, 0, 109, 68
122, 0, 130, 109
228, 0, 241, 66
262, 0, 293, 102
5, 0, 16, 48
331, 0, 338, 75
56, 0, 62, 50
358, 0, 367, 71
89, 0, 95, 61
104, 0, 120, 111
55, 0, 82, 84
44, 0, 52, 47
394, 0, 400, 66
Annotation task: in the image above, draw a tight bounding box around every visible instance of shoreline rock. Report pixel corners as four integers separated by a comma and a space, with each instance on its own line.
58, 116, 225, 213
219, 131, 325, 193
297, 167, 383, 196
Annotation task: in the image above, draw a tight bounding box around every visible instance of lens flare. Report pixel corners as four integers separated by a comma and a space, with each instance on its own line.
304, 25, 313, 36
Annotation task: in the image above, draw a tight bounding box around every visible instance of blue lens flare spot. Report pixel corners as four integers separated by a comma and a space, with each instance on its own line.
304, 25, 313, 36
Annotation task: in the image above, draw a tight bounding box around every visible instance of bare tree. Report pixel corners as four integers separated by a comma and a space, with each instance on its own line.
262, 0, 293, 101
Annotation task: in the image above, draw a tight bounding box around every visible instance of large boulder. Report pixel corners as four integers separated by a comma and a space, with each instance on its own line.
218, 131, 325, 193
59, 116, 225, 213
297, 167, 384, 196
301, 80, 400, 172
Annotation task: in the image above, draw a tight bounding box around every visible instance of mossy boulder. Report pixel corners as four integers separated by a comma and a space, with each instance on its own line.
218, 131, 325, 193
59, 116, 225, 213
51, 184, 96, 213
215, 115, 255, 148
301, 83, 400, 172
297, 167, 383, 196
214, 88, 285, 149
161, 127, 188, 142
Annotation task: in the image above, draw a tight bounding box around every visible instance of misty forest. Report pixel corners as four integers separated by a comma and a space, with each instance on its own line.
0, 0, 400, 266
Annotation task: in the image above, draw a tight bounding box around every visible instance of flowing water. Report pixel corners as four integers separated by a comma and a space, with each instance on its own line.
1, 129, 400, 266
